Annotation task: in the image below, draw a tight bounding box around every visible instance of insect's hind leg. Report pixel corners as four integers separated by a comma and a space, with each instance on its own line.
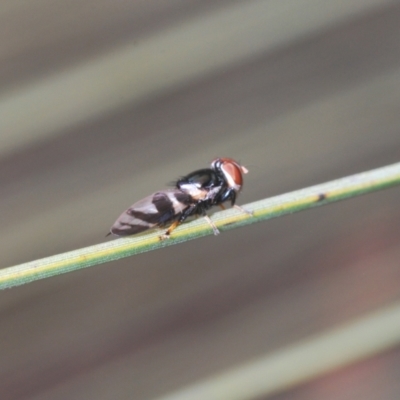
163, 215, 220, 238
159, 205, 197, 240
159, 220, 181, 240
160, 207, 220, 239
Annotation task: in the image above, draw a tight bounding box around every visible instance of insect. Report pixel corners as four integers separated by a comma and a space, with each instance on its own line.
107, 157, 251, 239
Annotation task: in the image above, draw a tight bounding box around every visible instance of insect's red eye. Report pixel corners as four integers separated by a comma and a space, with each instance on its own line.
212, 158, 248, 185
221, 162, 243, 186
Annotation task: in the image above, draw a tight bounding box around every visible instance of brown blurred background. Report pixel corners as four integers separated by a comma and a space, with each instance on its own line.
1, 1, 400, 399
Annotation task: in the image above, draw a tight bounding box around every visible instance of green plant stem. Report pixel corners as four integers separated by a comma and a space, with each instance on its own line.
1, 162, 400, 289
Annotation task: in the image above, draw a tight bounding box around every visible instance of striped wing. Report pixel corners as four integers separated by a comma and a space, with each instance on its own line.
109, 189, 192, 236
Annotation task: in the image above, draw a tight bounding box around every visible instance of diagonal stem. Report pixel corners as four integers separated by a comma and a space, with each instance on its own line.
1, 162, 400, 290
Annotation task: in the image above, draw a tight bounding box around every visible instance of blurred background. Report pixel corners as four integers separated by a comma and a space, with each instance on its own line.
1, 1, 400, 399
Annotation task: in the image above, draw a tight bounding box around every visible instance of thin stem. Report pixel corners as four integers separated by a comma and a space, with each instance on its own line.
1, 162, 400, 289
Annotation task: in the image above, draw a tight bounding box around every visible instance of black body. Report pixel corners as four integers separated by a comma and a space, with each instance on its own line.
108, 159, 246, 237
176, 168, 238, 207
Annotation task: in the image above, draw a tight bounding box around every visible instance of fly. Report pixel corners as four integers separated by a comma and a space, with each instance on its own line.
107, 157, 251, 239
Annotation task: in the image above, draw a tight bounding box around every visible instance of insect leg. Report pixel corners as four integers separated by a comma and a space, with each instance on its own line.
203, 215, 220, 235
194, 202, 220, 235
220, 191, 252, 216
227, 191, 253, 216
159, 220, 181, 240
233, 204, 253, 216
159, 204, 197, 240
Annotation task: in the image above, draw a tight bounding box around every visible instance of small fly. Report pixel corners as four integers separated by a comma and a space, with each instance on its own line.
107, 157, 251, 239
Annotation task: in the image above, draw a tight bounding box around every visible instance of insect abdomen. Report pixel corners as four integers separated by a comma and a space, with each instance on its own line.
110, 190, 192, 236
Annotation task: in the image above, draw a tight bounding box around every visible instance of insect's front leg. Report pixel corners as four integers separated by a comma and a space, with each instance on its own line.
226, 190, 253, 216
233, 204, 253, 216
